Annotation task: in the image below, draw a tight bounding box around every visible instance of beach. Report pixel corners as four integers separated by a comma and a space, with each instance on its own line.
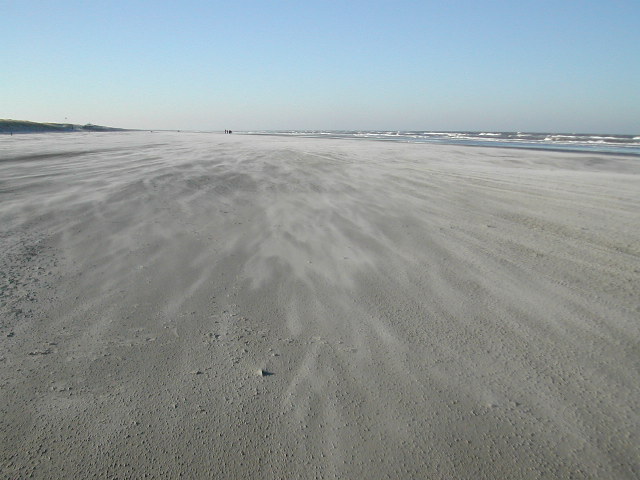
1, 132, 639, 478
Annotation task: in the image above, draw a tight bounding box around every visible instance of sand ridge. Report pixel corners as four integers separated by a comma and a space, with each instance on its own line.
1, 132, 639, 478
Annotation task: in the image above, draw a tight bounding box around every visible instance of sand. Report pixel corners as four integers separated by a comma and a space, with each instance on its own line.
1, 132, 639, 479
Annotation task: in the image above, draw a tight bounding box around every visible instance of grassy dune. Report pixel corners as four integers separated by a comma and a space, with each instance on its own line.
0, 119, 127, 134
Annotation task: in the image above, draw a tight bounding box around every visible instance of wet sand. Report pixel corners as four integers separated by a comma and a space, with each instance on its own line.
1, 132, 639, 478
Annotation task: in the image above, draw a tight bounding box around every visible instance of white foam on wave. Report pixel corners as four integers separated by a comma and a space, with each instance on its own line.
242, 130, 639, 154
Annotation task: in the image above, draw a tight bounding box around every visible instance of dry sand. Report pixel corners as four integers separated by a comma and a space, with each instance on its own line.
1, 132, 639, 478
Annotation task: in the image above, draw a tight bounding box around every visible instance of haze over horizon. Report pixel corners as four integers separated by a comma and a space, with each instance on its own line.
3, 1, 639, 134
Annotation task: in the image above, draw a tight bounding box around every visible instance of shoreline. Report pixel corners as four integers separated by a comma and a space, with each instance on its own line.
239, 131, 640, 157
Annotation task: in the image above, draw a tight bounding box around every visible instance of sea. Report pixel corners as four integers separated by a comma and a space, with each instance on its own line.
241, 130, 640, 156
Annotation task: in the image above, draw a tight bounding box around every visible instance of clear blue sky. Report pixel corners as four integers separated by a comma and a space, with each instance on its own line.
3, 0, 639, 133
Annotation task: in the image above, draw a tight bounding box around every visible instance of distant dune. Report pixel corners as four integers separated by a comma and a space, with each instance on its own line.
0, 119, 128, 134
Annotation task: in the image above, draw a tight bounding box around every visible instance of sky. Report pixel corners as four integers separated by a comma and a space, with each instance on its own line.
2, 0, 639, 133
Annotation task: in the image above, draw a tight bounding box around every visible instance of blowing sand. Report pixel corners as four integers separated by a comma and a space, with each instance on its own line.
1, 132, 639, 478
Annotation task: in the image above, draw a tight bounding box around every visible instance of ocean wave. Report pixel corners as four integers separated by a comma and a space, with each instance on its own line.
240, 131, 639, 155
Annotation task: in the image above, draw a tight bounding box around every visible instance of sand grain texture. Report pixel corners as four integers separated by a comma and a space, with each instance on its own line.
1, 132, 639, 478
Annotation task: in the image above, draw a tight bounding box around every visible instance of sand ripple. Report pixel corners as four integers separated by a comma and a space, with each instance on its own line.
1, 132, 639, 478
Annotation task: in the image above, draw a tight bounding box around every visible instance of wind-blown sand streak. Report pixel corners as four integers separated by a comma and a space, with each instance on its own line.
1, 132, 639, 478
